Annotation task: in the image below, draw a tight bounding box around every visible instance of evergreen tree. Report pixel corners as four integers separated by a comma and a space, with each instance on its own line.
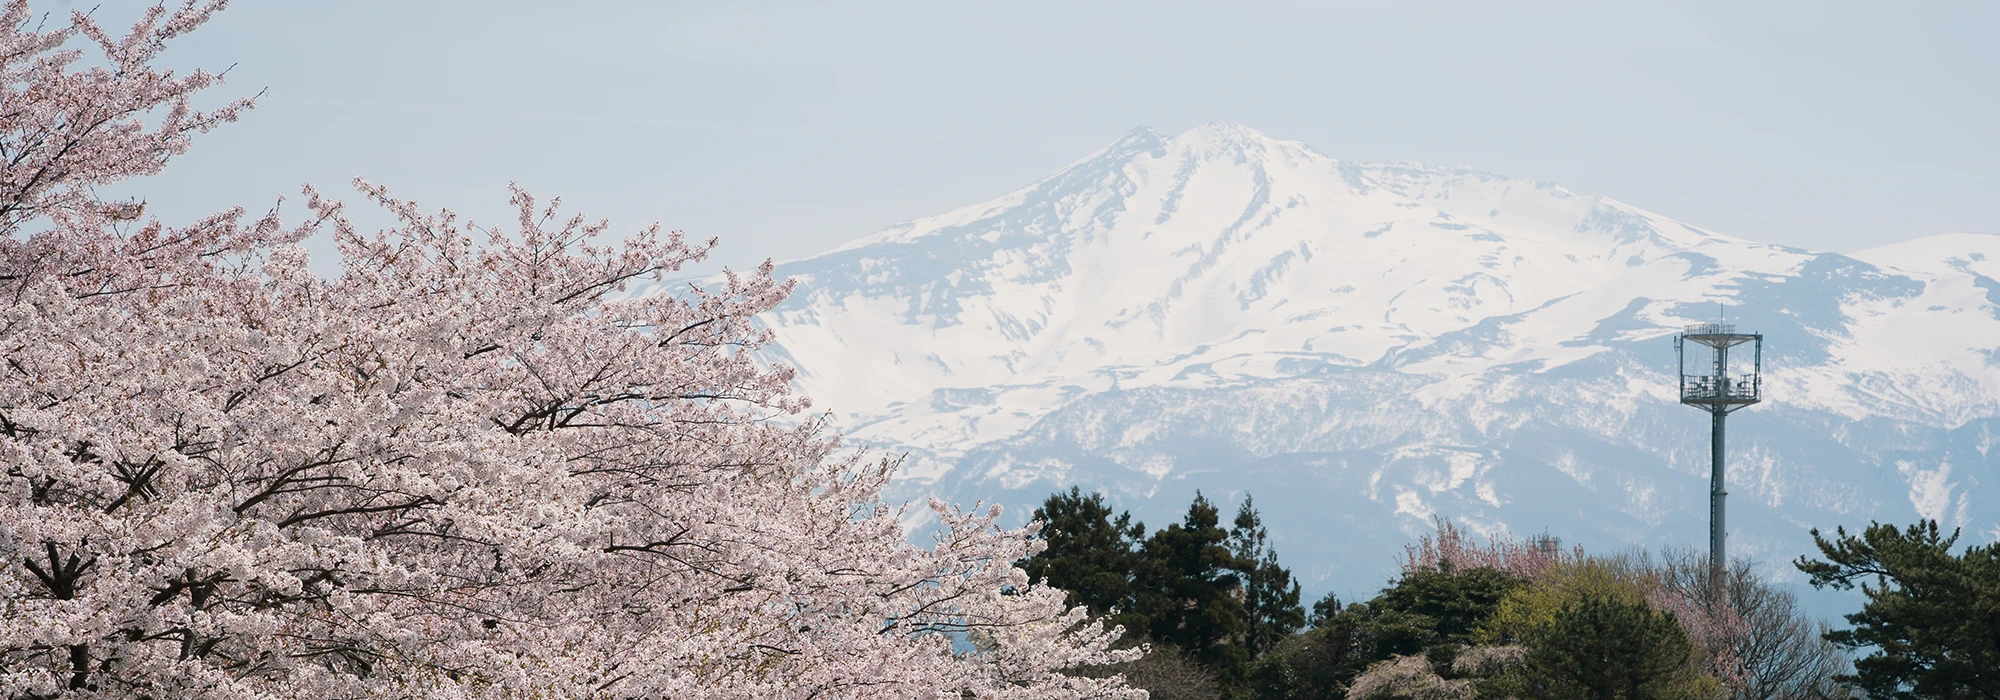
1246, 567, 1524, 699
1517, 596, 1698, 700
1795, 520, 2000, 699
1245, 596, 1368, 700
1369, 565, 1521, 652
1309, 591, 1349, 630
1025, 489, 1308, 696
1227, 496, 1307, 656
1133, 492, 1251, 672
1021, 487, 1146, 623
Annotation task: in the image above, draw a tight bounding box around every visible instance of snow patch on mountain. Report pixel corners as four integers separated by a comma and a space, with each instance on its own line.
674, 123, 1999, 601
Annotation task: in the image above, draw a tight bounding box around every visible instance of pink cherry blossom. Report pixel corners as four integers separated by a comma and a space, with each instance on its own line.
0, 4, 1141, 697
1397, 517, 1584, 582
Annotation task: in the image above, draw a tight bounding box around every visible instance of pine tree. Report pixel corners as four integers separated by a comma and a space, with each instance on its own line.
1519, 596, 1698, 699
1228, 496, 1306, 656
1024, 489, 1310, 696
1022, 487, 1147, 622
1796, 520, 2000, 699
1371, 566, 1521, 649
1245, 568, 1522, 699
1133, 492, 1250, 670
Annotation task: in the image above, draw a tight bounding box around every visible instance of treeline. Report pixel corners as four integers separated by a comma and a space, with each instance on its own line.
1022, 488, 2000, 699
1022, 488, 1304, 690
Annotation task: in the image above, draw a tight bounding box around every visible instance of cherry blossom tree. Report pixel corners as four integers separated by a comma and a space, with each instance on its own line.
0, 3, 1140, 697
1397, 517, 1583, 582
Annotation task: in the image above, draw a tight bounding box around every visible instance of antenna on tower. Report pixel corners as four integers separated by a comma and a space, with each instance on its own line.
1675, 315, 1762, 603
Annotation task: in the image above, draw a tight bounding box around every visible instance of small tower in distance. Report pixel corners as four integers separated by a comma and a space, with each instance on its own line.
1676, 318, 1763, 592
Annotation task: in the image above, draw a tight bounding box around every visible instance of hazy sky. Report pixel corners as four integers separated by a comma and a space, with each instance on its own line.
73, 1, 2000, 273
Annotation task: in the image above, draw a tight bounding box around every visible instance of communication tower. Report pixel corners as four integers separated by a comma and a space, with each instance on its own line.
1675, 319, 1762, 592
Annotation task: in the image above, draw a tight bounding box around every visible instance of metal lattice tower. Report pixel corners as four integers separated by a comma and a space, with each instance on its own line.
1676, 321, 1762, 592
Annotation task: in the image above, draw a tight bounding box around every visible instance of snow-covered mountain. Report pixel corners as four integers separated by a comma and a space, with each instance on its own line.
736, 123, 2000, 599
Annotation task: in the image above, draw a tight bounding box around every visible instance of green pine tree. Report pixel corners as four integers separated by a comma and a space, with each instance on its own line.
1024, 489, 1309, 697
1368, 565, 1520, 652
1133, 492, 1250, 672
1227, 495, 1306, 657
1795, 519, 2000, 699
1019, 487, 1146, 624
1517, 595, 1698, 700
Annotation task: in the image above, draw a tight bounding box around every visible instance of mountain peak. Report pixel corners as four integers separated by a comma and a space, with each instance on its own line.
1181, 120, 1268, 138
1166, 121, 1292, 157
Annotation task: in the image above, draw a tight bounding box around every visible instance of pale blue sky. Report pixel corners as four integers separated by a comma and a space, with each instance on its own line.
72, 1, 2000, 272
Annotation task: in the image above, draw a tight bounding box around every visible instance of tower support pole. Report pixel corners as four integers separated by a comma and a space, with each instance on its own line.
1709, 342, 1730, 602
1710, 409, 1726, 597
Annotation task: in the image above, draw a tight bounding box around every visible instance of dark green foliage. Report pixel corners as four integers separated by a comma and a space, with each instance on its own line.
1795, 520, 2000, 699
1024, 490, 1306, 696
1368, 565, 1521, 651
1227, 496, 1306, 657
1132, 493, 1253, 674
1244, 567, 1524, 698
1308, 590, 1346, 629
1516, 596, 1697, 699
1243, 599, 1366, 699
1021, 486, 1146, 621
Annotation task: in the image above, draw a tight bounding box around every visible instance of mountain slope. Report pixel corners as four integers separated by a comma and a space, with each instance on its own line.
734, 124, 2000, 599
